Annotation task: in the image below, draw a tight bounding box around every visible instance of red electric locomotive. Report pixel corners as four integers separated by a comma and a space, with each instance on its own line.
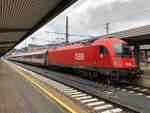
46, 38, 137, 82
8, 38, 138, 82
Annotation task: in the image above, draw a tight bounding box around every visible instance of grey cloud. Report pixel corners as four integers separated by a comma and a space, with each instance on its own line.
16, 0, 150, 48
48, 0, 150, 37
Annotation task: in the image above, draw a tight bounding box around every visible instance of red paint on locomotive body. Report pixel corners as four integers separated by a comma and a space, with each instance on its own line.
47, 38, 135, 69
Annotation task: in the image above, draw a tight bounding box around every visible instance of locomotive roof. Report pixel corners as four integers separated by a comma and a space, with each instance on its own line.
50, 38, 126, 51
9, 38, 127, 57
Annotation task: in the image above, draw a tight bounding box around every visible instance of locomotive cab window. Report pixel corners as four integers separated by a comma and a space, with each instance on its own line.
99, 46, 109, 54
112, 43, 132, 58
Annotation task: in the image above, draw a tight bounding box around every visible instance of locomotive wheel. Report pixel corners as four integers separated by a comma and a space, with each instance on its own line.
82, 71, 88, 77
88, 71, 94, 80
93, 72, 99, 78
75, 69, 80, 74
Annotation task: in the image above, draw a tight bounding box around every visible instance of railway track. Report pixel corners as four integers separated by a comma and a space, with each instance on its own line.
117, 85, 150, 98
93, 80, 150, 100
95, 77, 150, 99
10, 61, 143, 113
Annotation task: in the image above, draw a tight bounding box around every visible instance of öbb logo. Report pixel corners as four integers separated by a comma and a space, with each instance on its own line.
74, 53, 84, 60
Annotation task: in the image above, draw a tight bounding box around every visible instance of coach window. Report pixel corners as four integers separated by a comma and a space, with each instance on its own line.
99, 46, 109, 54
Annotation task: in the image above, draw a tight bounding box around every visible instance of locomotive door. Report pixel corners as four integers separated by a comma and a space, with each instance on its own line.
93, 46, 100, 66
99, 45, 111, 67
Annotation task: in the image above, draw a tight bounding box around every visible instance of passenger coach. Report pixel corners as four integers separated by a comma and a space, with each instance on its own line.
8, 49, 47, 65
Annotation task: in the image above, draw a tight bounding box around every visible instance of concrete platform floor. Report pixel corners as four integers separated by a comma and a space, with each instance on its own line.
0, 60, 93, 113
141, 63, 150, 76
0, 60, 71, 113
134, 63, 150, 87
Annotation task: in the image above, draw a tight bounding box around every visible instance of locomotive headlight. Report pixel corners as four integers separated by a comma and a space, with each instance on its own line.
113, 59, 118, 66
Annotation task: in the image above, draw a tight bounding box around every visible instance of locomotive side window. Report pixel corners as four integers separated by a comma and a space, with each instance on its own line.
40, 54, 42, 59
99, 46, 109, 54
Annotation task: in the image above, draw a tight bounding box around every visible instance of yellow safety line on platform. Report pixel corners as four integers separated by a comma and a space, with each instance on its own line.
5, 60, 77, 113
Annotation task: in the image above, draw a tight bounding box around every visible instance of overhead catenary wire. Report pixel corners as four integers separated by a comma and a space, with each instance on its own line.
47, 1, 150, 39
110, 8, 150, 24
95, 7, 150, 28
33, 7, 150, 44
45, 31, 94, 37
48, 0, 87, 26
33, 2, 150, 44
98, 7, 150, 35
30, 32, 92, 44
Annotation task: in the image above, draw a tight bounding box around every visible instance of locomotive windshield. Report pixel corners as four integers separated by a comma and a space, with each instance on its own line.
112, 43, 132, 58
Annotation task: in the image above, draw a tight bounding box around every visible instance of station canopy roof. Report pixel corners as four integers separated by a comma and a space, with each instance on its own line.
97, 24, 150, 45
0, 0, 76, 56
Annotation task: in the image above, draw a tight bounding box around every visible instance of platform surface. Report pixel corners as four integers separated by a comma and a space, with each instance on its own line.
0, 60, 69, 113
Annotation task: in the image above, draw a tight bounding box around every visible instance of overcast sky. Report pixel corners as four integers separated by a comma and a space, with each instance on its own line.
16, 0, 150, 49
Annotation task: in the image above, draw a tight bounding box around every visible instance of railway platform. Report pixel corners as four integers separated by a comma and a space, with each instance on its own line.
0, 59, 93, 113
134, 63, 150, 87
